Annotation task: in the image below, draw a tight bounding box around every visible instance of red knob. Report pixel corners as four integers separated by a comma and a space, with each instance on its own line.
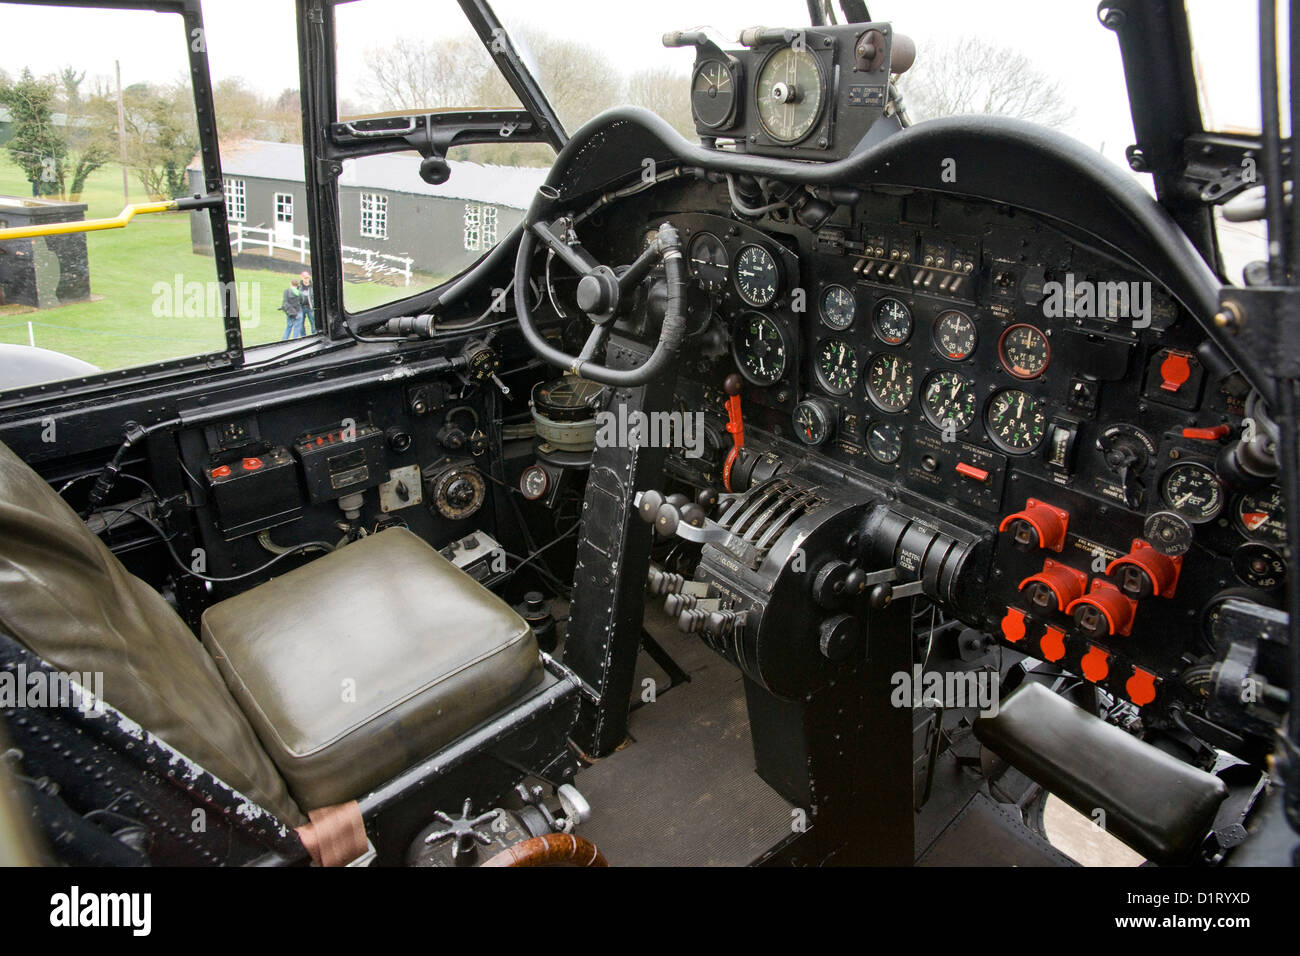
1065, 580, 1137, 637
1106, 539, 1182, 599
1018, 559, 1089, 613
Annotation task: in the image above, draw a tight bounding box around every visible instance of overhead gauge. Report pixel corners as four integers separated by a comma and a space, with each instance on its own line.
866, 353, 914, 413
755, 44, 825, 144
1235, 486, 1287, 545
792, 398, 835, 446
820, 285, 856, 330
732, 312, 789, 385
691, 58, 738, 129
814, 337, 859, 396
933, 310, 977, 361
734, 244, 780, 306
872, 297, 913, 345
922, 370, 976, 432
866, 421, 903, 463
688, 232, 729, 293
986, 388, 1046, 453
998, 323, 1051, 379
1160, 461, 1223, 522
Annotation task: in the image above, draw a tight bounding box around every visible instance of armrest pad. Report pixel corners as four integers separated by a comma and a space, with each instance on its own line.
974, 681, 1226, 863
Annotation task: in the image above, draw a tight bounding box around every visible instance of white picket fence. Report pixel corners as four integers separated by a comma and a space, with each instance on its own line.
228, 224, 413, 286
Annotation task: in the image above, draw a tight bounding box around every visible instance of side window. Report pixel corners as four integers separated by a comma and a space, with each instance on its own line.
0, 1, 307, 392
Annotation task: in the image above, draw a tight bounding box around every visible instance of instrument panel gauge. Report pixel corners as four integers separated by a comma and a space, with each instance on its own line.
1233, 542, 1287, 590
755, 44, 825, 144
865, 353, 914, 412
688, 232, 729, 293
1160, 461, 1223, 523
519, 464, 550, 501
998, 323, 1051, 379
814, 337, 860, 396
820, 284, 856, 330
872, 297, 913, 345
1235, 486, 1287, 545
921, 370, 976, 432
866, 421, 903, 464
792, 398, 835, 446
691, 58, 738, 129
933, 309, 978, 361
732, 312, 789, 385
986, 388, 1046, 453
734, 244, 780, 306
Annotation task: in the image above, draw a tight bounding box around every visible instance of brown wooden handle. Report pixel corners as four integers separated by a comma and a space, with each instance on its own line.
481, 833, 608, 867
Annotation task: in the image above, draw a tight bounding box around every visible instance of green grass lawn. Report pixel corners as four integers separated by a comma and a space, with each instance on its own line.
0, 156, 435, 371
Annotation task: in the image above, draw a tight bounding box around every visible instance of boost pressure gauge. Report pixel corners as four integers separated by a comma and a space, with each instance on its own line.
734, 244, 780, 306
1160, 461, 1224, 522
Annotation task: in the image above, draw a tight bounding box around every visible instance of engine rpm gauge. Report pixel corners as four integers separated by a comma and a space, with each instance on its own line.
986, 388, 1046, 453
866, 421, 903, 463
820, 285, 856, 329
734, 244, 780, 306
688, 232, 729, 293
933, 310, 978, 361
872, 297, 913, 345
755, 44, 825, 144
814, 337, 859, 396
732, 312, 789, 385
1160, 462, 1223, 522
1235, 486, 1287, 545
921, 370, 976, 432
865, 353, 914, 412
691, 58, 737, 129
998, 323, 1051, 379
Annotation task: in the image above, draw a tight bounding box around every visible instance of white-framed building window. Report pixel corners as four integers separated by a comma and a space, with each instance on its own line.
360, 192, 388, 239
274, 192, 293, 223
463, 202, 498, 251
224, 178, 246, 222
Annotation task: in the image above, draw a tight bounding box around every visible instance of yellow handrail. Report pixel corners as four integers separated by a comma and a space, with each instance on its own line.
0, 200, 180, 241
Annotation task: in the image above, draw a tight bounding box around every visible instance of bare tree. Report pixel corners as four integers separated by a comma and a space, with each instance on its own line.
626, 66, 694, 138
898, 37, 1076, 129
358, 35, 488, 112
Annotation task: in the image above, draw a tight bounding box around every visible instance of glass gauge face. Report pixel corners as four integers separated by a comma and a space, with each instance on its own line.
519, 464, 549, 501
792, 400, 833, 446
814, 337, 859, 396
866, 353, 914, 412
1235, 486, 1287, 545
691, 59, 736, 129
820, 284, 856, 329
732, 312, 788, 385
688, 232, 729, 293
866, 421, 903, 463
922, 370, 976, 432
998, 323, 1051, 379
933, 309, 977, 361
986, 388, 1046, 453
872, 297, 913, 345
734, 244, 779, 306
1161, 462, 1224, 522
755, 44, 824, 143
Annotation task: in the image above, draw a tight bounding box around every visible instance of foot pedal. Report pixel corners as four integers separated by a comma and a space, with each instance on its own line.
974, 681, 1226, 863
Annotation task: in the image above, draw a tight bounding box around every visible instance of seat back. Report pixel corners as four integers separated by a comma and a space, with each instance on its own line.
0, 441, 303, 825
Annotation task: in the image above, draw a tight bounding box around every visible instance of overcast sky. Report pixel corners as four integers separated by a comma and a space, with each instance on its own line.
0, 0, 1283, 184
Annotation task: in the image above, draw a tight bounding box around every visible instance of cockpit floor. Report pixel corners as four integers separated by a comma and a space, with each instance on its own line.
572, 606, 795, 866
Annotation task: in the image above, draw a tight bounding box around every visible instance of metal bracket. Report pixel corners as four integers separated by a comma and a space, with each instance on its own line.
1175, 133, 1278, 205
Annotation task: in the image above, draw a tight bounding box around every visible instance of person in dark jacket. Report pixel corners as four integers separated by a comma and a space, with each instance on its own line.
279, 279, 304, 340
298, 271, 316, 334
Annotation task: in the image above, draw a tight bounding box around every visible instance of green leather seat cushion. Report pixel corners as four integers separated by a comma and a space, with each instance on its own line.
201, 528, 542, 811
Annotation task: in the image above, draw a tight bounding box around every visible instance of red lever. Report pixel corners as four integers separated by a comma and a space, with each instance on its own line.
1181, 424, 1230, 441
722, 374, 745, 493
1106, 539, 1182, 599
1018, 559, 1089, 613
955, 461, 990, 483
998, 498, 1070, 552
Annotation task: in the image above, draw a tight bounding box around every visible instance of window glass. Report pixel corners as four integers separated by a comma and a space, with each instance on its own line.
0, 0, 307, 390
